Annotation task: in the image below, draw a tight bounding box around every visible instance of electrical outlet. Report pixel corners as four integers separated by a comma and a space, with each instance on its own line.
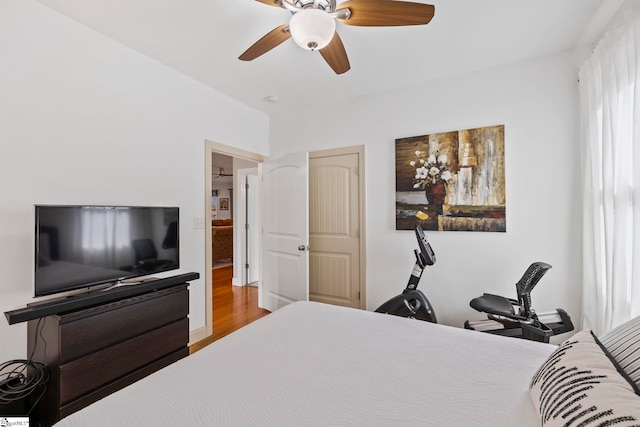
194, 217, 205, 229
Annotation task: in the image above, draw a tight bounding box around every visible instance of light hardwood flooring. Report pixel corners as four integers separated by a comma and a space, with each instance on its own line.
190, 264, 270, 354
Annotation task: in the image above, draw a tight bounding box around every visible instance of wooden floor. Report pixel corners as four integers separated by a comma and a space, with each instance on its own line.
190, 264, 270, 354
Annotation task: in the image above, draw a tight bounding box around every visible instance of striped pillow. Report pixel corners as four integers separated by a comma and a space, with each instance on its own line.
600, 316, 640, 388
529, 329, 640, 426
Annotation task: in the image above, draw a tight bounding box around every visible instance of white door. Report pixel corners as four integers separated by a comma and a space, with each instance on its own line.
246, 173, 260, 284
309, 152, 361, 308
260, 152, 309, 312
237, 167, 260, 286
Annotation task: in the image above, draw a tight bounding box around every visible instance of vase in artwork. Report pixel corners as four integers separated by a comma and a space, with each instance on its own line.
425, 180, 446, 206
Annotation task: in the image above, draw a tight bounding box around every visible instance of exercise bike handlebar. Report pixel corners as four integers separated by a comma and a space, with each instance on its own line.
404, 226, 435, 292
415, 226, 436, 266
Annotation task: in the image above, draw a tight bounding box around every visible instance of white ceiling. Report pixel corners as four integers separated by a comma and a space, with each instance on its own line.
35, 0, 622, 116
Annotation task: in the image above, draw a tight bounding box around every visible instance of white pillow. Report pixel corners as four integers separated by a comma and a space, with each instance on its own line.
600, 315, 640, 388
529, 329, 640, 426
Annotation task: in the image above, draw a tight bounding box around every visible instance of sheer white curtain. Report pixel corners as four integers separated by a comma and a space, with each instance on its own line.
580, 7, 640, 335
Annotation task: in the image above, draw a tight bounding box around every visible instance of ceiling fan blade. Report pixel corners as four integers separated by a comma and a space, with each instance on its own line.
320, 32, 350, 75
337, 0, 435, 26
239, 24, 291, 61
255, 0, 280, 7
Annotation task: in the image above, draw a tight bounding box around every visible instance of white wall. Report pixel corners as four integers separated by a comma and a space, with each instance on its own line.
270, 51, 584, 333
0, 0, 268, 362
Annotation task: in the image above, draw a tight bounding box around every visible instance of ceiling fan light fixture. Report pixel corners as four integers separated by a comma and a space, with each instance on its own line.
289, 9, 336, 51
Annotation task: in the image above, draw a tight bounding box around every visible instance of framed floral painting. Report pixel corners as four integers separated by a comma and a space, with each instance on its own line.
395, 124, 506, 232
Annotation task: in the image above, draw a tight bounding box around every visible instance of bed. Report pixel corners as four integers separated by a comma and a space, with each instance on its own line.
53, 301, 640, 427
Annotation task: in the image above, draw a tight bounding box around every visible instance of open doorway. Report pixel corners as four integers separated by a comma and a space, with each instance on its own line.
202, 141, 267, 345
210, 152, 268, 341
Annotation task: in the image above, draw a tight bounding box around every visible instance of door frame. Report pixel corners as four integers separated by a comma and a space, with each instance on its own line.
309, 145, 367, 310
199, 140, 265, 343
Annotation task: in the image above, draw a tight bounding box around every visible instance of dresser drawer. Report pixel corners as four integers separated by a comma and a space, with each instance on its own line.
59, 286, 188, 362
59, 317, 188, 404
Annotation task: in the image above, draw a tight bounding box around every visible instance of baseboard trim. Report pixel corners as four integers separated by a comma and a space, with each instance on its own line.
189, 325, 208, 346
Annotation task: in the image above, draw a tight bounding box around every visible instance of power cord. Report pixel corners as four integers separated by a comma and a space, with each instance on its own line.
0, 317, 50, 414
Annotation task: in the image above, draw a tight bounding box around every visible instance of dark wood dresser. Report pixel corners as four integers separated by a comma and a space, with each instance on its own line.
27, 281, 190, 427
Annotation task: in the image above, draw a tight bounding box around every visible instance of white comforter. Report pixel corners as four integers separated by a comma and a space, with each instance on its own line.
55, 301, 554, 426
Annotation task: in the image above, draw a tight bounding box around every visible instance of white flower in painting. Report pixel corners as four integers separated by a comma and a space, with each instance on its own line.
410, 149, 451, 190
415, 167, 428, 179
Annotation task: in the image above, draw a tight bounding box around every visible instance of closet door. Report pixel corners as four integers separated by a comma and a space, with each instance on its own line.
309, 152, 361, 309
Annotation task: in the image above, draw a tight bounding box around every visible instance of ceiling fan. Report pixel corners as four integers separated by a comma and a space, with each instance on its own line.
239, 0, 435, 74
213, 167, 233, 178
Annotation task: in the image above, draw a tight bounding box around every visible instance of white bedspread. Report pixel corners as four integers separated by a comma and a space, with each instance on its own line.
54, 301, 554, 426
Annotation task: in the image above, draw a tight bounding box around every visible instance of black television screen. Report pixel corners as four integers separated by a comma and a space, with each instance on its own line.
34, 205, 179, 297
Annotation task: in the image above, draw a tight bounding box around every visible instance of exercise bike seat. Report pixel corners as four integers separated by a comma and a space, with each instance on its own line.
469, 262, 552, 321
466, 262, 574, 343
469, 293, 519, 319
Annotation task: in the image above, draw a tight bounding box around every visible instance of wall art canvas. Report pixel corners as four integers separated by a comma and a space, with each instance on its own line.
395, 124, 506, 232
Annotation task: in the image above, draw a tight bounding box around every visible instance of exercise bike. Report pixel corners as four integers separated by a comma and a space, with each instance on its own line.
374, 225, 437, 322
375, 226, 575, 344
464, 262, 574, 343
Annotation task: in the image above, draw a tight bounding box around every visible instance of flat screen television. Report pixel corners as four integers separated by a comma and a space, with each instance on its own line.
34, 205, 179, 297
